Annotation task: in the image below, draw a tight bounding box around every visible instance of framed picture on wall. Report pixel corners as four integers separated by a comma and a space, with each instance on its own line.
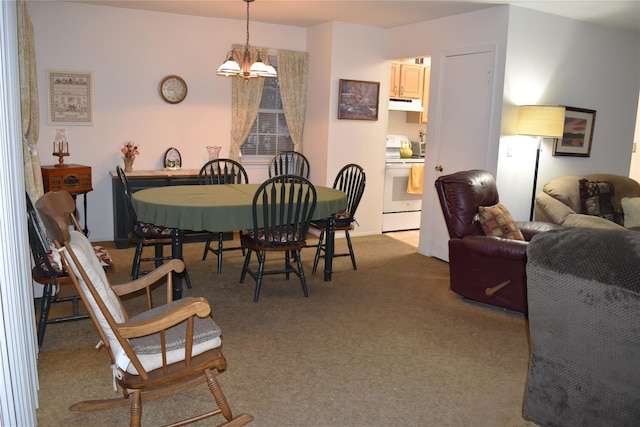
552, 106, 596, 157
47, 70, 94, 125
338, 79, 380, 120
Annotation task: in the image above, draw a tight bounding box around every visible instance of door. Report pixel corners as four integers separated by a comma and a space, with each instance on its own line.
426, 47, 495, 261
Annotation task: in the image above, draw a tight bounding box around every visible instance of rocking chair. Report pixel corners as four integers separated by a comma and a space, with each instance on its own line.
35, 199, 252, 427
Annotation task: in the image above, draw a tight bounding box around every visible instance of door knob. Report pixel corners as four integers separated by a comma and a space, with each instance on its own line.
435, 165, 443, 172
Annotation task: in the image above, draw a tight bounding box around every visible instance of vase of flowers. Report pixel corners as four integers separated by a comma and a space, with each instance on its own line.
121, 141, 139, 173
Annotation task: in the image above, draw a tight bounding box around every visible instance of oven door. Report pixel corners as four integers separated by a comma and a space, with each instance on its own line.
383, 163, 423, 213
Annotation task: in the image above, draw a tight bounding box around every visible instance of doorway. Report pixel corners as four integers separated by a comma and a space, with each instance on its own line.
424, 46, 497, 261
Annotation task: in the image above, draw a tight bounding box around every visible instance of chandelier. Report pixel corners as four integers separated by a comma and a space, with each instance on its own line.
217, 0, 277, 80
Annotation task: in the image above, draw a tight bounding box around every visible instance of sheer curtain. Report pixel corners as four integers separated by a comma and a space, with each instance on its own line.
228, 47, 308, 160
229, 45, 266, 161
277, 50, 308, 152
18, 0, 42, 200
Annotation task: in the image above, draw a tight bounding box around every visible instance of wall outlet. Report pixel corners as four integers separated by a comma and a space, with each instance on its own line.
507, 142, 513, 157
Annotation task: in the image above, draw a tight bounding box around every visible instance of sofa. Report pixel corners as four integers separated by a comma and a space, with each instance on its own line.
523, 227, 640, 425
534, 174, 640, 230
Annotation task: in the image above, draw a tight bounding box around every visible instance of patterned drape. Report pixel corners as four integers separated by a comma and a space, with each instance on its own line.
229, 47, 308, 160
17, 0, 42, 201
277, 50, 308, 152
229, 45, 266, 161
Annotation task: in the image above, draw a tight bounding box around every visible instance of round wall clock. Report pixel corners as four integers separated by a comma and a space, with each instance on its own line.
164, 147, 182, 170
159, 75, 188, 104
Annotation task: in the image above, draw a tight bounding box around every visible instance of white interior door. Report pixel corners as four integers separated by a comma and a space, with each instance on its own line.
427, 47, 495, 261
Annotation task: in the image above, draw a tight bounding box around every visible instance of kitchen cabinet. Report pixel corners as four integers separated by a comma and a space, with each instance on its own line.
389, 63, 424, 99
406, 67, 431, 124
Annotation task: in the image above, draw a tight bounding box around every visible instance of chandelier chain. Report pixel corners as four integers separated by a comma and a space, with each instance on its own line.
245, 0, 250, 47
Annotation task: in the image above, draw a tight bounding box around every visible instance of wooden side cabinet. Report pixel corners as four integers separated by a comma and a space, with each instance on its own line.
111, 169, 210, 248
41, 164, 92, 234
42, 164, 92, 195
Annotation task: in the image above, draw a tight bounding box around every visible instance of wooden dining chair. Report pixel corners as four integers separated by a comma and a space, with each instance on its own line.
198, 158, 249, 273
268, 151, 310, 178
240, 175, 317, 302
311, 164, 366, 274
35, 199, 253, 427
28, 191, 113, 348
116, 166, 190, 288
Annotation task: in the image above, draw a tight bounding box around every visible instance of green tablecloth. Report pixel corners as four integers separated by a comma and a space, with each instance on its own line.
132, 184, 347, 232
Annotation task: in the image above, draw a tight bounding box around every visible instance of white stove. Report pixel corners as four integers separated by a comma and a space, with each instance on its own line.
383, 134, 424, 232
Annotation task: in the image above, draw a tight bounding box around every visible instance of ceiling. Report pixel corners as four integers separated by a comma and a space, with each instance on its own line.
63, 1, 640, 32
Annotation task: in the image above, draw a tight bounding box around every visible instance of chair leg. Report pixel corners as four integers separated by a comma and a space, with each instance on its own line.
254, 252, 266, 302
202, 234, 212, 261
37, 283, 53, 348
345, 230, 357, 270
129, 389, 142, 427
285, 251, 291, 280
239, 249, 252, 284
183, 266, 192, 289
204, 368, 233, 421
132, 244, 143, 279
295, 249, 309, 298
312, 231, 325, 275
154, 244, 164, 268
217, 232, 224, 274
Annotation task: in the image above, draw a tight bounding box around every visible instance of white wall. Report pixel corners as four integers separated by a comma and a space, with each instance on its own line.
27, 1, 306, 241
326, 22, 388, 235
498, 7, 640, 221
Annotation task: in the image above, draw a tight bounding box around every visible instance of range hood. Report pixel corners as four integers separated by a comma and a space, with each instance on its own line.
388, 98, 423, 112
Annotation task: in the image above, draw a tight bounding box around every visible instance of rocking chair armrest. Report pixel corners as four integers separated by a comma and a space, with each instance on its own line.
110, 259, 185, 297
117, 297, 211, 339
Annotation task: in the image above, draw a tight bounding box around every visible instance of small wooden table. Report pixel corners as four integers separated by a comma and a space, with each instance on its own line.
41, 164, 92, 235
133, 184, 348, 299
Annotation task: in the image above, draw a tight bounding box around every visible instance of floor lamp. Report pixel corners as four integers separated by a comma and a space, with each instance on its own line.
517, 105, 566, 220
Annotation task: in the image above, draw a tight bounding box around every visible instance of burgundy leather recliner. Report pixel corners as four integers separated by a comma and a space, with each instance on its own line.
434, 170, 558, 313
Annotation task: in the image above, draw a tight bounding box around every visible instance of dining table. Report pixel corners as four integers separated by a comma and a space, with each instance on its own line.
132, 183, 348, 299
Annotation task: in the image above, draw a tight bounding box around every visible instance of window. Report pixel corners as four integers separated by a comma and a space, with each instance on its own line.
241, 56, 293, 157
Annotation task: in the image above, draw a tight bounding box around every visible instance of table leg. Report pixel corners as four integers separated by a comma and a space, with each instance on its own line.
323, 215, 336, 282
171, 229, 183, 300
71, 193, 90, 236
82, 193, 89, 236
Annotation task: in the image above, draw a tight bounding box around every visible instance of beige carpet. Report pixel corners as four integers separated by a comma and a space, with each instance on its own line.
35, 234, 536, 426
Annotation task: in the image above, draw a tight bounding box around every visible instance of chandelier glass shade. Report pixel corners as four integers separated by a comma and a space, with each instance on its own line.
217, 0, 277, 80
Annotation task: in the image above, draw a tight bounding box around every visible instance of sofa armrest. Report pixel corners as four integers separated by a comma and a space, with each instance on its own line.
460, 235, 528, 260
535, 192, 576, 225
562, 213, 628, 230
516, 221, 560, 241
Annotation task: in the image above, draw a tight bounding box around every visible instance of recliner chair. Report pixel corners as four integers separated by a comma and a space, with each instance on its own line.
434, 169, 558, 313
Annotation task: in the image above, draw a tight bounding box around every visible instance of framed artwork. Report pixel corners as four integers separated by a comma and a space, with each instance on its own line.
338, 79, 380, 120
47, 70, 94, 125
552, 106, 596, 157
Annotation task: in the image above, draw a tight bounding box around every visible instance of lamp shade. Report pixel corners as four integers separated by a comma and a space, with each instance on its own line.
517, 105, 566, 137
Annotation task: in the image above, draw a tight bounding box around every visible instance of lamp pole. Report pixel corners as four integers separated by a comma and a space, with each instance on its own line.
530, 136, 543, 221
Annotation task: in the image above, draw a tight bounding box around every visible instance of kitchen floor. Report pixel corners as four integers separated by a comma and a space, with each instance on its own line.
385, 230, 419, 247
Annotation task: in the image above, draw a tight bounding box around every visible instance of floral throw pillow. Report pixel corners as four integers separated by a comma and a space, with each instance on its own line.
477, 203, 525, 240
578, 179, 623, 225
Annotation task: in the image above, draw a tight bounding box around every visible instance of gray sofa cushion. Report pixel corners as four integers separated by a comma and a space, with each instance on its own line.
523, 228, 640, 426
